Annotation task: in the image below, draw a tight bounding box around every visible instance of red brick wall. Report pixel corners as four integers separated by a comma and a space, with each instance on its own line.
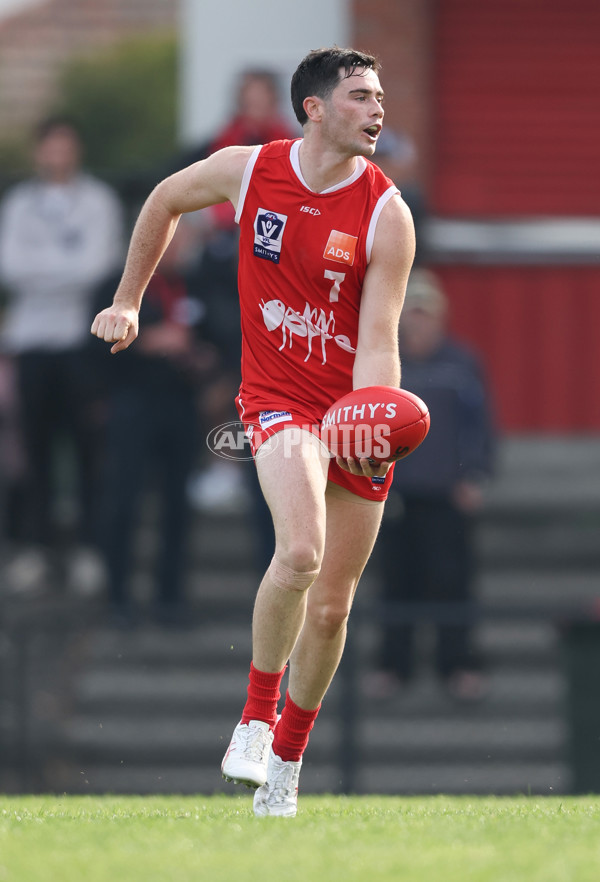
0, 0, 175, 133
352, 0, 434, 189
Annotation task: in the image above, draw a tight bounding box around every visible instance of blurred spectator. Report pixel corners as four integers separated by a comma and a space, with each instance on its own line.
212, 67, 297, 150
173, 68, 298, 365
0, 115, 124, 596
369, 269, 496, 701
174, 68, 297, 169
371, 128, 427, 264
0, 354, 28, 552
175, 69, 296, 535
92, 221, 220, 627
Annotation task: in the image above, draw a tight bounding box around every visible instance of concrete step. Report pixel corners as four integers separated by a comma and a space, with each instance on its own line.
357, 613, 564, 664
357, 716, 566, 762
473, 620, 559, 661
484, 437, 600, 515
77, 620, 562, 670
128, 570, 258, 611
43, 757, 569, 796
56, 714, 339, 764
475, 518, 600, 569
357, 665, 566, 713
134, 507, 600, 574
65, 662, 567, 758
478, 570, 600, 609
54, 683, 566, 773
134, 514, 260, 573
50, 697, 568, 795
73, 667, 248, 709
125, 563, 599, 621
43, 759, 342, 796
78, 623, 253, 666
71, 648, 564, 710
355, 761, 569, 795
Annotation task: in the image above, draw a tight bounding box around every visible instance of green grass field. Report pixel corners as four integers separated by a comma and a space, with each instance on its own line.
1, 794, 600, 882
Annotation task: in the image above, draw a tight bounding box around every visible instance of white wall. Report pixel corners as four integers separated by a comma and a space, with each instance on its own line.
179, 0, 350, 146
0, 0, 40, 19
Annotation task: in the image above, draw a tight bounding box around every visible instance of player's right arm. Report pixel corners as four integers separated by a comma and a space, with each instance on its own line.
91, 145, 255, 353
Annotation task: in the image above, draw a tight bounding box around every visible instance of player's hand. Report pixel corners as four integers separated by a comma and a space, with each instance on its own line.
91, 305, 139, 354
336, 455, 391, 479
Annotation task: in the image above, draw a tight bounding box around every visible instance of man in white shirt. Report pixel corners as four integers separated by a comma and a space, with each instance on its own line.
0, 116, 124, 593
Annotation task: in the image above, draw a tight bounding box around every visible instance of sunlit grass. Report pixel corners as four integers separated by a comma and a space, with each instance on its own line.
1, 794, 600, 881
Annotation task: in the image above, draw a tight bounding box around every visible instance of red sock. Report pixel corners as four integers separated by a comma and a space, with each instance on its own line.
272, 690, 321, 762
240, 662, 286, 730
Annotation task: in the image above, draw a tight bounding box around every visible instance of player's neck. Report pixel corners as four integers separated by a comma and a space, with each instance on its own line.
297, 138, 358, 194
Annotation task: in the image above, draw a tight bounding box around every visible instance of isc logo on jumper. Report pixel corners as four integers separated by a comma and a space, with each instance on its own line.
254, 208, 288, 264
323, 229, 358, 267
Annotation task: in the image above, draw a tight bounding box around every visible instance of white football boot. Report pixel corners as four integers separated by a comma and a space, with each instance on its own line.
221, 720, 273, 788
253, 749, 302, 817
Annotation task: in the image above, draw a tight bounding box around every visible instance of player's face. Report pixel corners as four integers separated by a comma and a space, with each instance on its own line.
323, 67, 385, 157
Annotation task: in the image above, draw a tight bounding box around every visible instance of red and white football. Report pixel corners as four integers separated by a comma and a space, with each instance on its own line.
321, 385, 430, 465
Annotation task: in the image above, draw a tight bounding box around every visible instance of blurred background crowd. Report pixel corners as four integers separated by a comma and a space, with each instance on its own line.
0, 0, 598, 796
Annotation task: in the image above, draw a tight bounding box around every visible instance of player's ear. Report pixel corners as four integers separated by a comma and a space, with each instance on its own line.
303, 95, 323, 123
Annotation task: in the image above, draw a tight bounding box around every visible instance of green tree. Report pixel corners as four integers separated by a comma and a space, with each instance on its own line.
53, 32, 178, 182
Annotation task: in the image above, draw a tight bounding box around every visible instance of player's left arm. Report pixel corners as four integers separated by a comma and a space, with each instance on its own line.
338, 194, 415, 479
353, 193, 415, 390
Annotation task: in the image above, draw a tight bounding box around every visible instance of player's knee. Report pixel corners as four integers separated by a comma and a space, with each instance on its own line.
278, 537, 322, 575
267, 555, 321, 592
309, 599, 352, 638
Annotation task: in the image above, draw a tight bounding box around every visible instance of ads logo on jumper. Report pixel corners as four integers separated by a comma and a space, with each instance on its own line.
324, 229, 358, 267
254, 208, 288, 264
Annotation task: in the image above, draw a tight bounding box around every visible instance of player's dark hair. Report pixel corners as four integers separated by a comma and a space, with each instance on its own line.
291, 47, 380, 126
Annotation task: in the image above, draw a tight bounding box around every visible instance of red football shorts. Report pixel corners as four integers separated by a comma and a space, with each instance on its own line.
235, 397, 394, 503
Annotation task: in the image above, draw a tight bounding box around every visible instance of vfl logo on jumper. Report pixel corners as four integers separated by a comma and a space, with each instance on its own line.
254, 208, 287, 263
324, 230, 358, 267
259, 410, 293, 428
260, 299, 355, 365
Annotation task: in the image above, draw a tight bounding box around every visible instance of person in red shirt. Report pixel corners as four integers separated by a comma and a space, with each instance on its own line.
211, 68, 297, 153
91, 47, 415, 816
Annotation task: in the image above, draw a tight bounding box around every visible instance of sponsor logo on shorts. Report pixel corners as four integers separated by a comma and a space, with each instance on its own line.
259, 410, 294, 428
323, 229, 358, 267
254, 208, 287, 263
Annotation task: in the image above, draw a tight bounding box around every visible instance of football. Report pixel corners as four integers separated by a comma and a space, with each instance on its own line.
321, 385, 430, 465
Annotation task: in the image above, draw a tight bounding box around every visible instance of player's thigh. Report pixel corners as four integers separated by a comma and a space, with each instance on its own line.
255, 427, 330, 553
